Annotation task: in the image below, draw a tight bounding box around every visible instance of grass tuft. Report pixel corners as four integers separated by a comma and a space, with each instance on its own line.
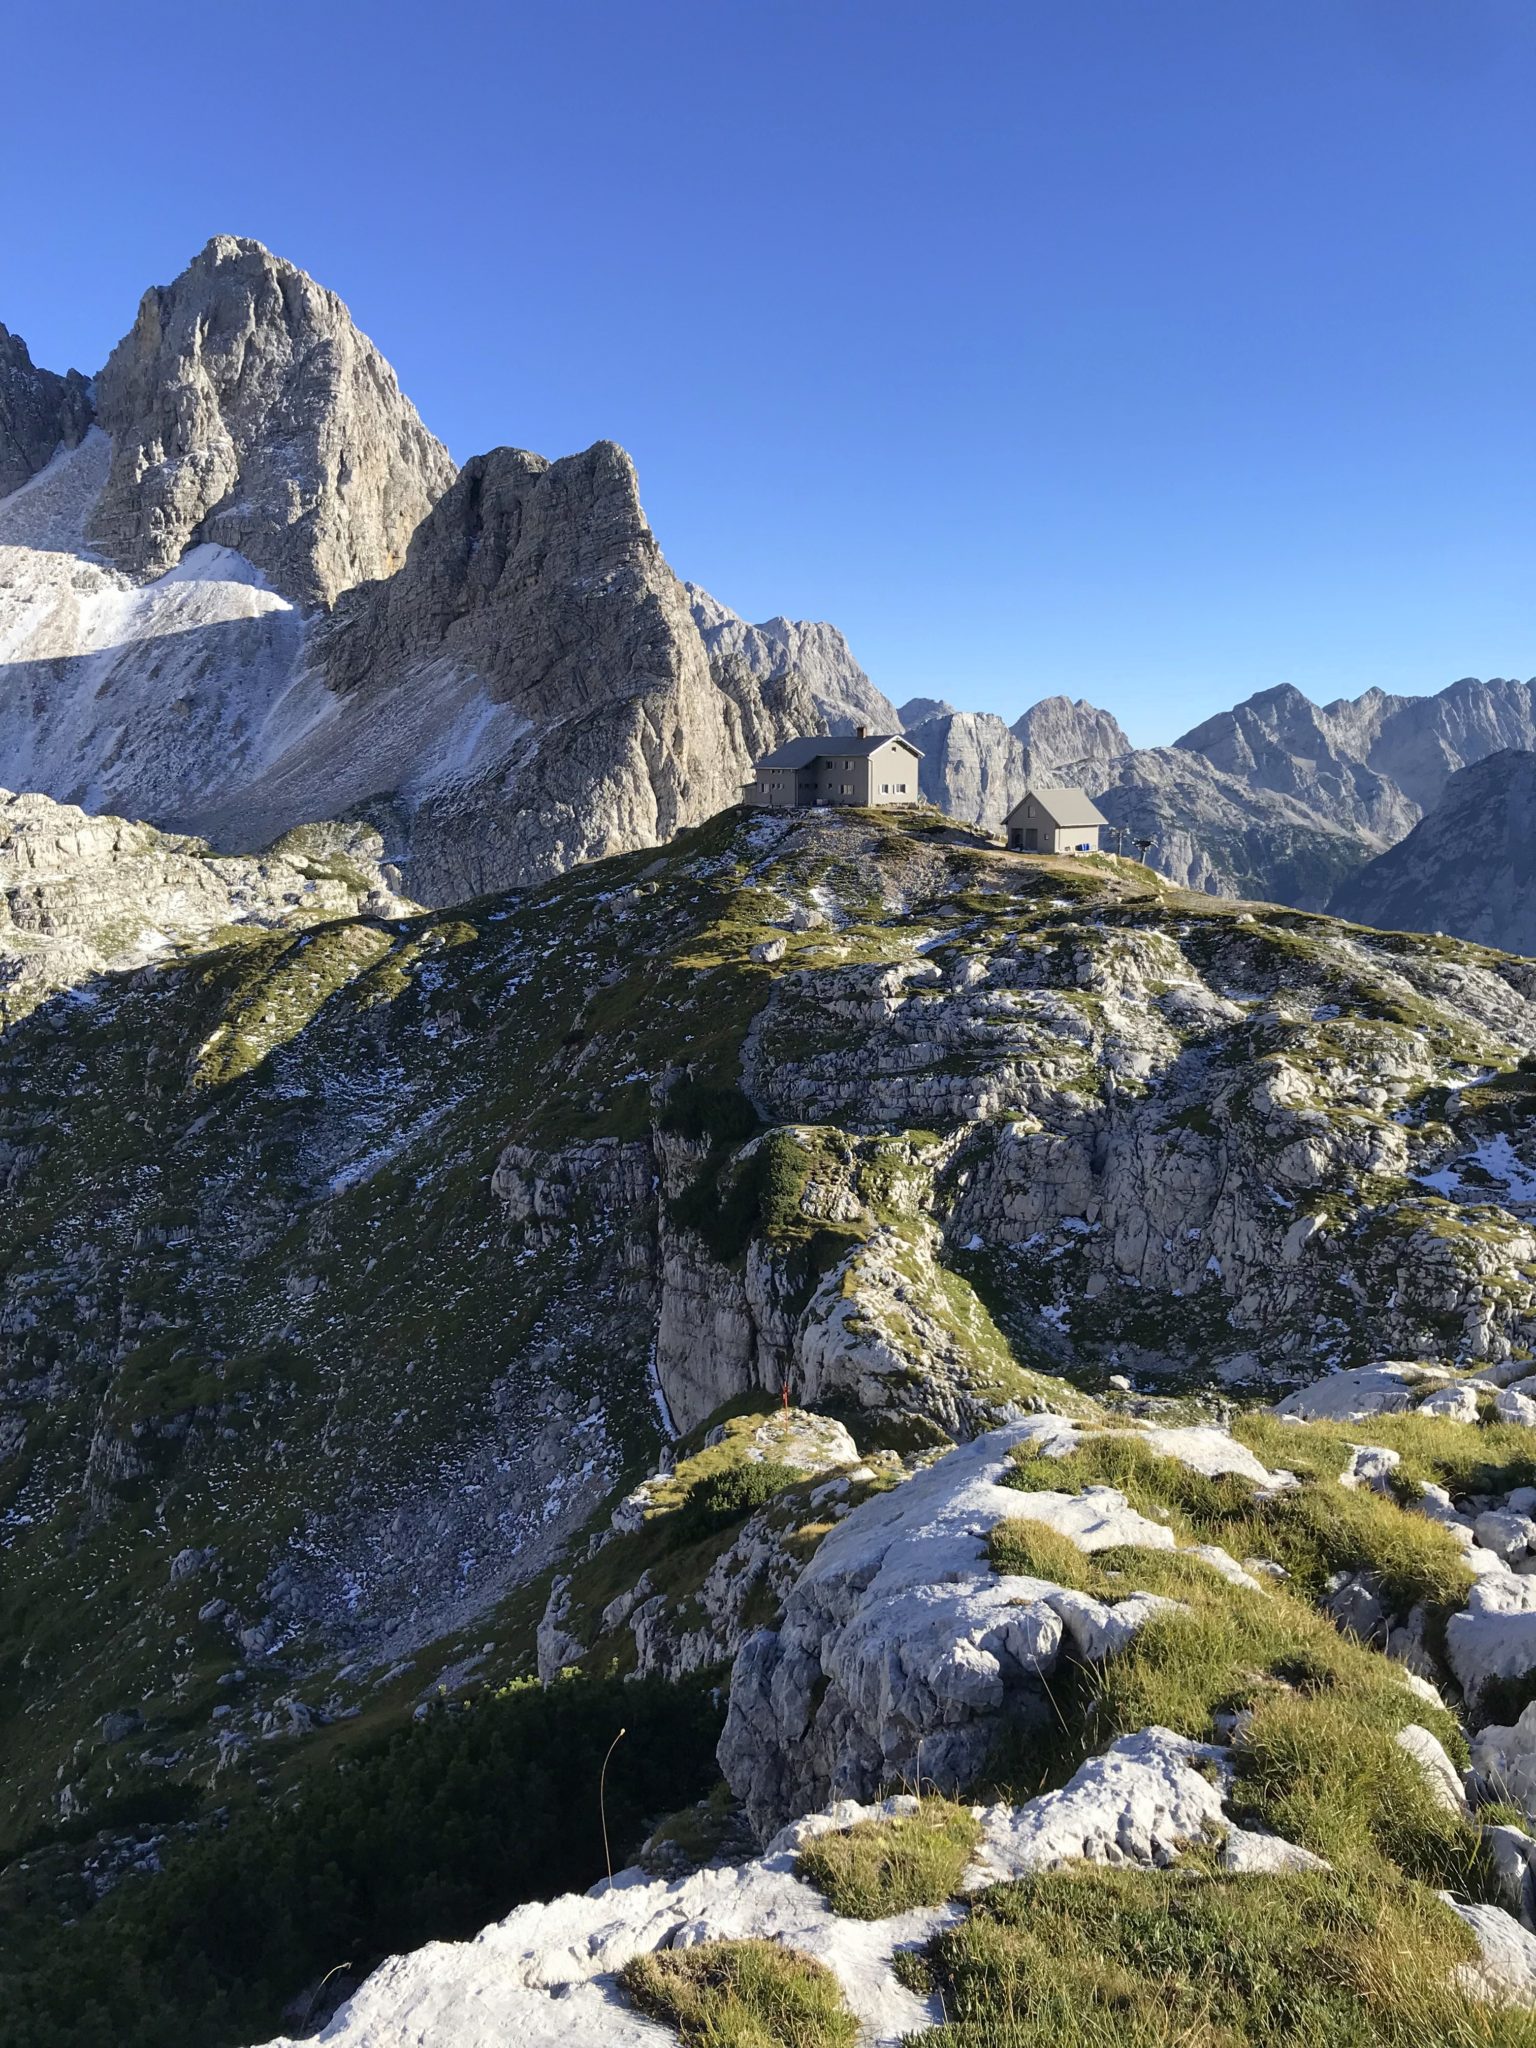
796, 1799, 981, 1919
621, 1938, 859, 2048
985, 1524, 1490, 1894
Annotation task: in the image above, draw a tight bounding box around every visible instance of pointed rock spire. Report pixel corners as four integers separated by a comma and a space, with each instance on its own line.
86, 235, 456, 608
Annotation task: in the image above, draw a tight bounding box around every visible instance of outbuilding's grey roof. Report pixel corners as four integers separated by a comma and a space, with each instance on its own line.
1005, 785, 1109, 829
756, 733, 921, 769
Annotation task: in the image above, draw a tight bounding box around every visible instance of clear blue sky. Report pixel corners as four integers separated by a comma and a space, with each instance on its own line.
3, 1, 1532, 742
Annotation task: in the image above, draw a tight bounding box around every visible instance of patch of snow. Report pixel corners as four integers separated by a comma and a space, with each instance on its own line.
1417, 1135, 1536, 1209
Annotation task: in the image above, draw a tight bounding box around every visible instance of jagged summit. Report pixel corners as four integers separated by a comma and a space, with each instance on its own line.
2, 240, 1531, 943
1176, 675, 1536, 845
0, 321, 93, 497
896, 693, 955, 726
286, 438, 745, 899
685, 582, 901, 734
1012, 692, 1131, 767
84, 234, 457, 608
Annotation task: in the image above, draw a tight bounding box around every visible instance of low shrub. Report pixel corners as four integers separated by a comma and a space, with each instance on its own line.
679, 1459, 806, 1536
661, 1081, 760, 1145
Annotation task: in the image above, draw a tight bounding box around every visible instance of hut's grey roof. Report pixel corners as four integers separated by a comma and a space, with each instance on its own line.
756, 733, 921, 769
1005, 785, 1109, 829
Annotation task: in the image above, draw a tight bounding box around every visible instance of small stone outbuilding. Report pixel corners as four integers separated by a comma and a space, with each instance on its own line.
743, 728, 922, 809
1003, 785, 1108, 854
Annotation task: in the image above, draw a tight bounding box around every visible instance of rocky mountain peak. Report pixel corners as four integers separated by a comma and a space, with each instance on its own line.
1011, 693, 1131, 770
84, 235, 457, 608
0, 323, 93, 498
1175, 681, 1418, 843
896, 694, 955, 727
321, 438, 693, 714
906, 707, 1028, 827
295, 437, 745, 900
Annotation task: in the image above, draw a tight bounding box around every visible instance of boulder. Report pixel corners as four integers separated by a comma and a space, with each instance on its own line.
1472, 1703, 1536, 1822
1273, 1363, 1455, 1423
718, 1423, 1179, 1836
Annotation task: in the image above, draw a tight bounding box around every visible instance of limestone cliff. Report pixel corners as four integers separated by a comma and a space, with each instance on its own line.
1013, 692, 1131, 771
1081, 744, 1379, 908
896, 693, 955, 725
0, 244, 756, 905
1176, 682, 1423, 843
906, 708, 1028, 829
1177, 676, 1536, 848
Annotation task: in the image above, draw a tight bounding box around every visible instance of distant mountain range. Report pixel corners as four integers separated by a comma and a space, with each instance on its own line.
0, 235, 1530, 946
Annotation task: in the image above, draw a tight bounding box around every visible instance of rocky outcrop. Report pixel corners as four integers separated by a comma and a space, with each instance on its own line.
685, 584, 901, 734
536, 1410, 871, 1685
719, 1421, 1231, 1834
1330, 751, 1536, 954
85, 236, 456, 608
251, 1377, 1536, 2044
0, 325, 93, 499
295, 443, 749, 900
486, 810, 1536, 1445
0, 789, 412, 1025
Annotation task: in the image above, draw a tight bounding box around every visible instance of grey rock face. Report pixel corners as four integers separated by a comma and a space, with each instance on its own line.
710, 653, 830, 767
1330, 751, 1536, 953
1322, 676, 1536, 815
0, 396, 750, 907
901, 695, 1130, 839
1176, 683, 1419, 843
1013, 694, 1131, 772
1176, 677, 1536, 858
906, 709, 1028, 829
0, 326, 93, 499
86, 235, 456, 608
304, 443, 748, 901
685, 584, 900, 734
1082, 746, 1377, 908
327, 444, 701, 719
717, 1420, 1201, 1836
